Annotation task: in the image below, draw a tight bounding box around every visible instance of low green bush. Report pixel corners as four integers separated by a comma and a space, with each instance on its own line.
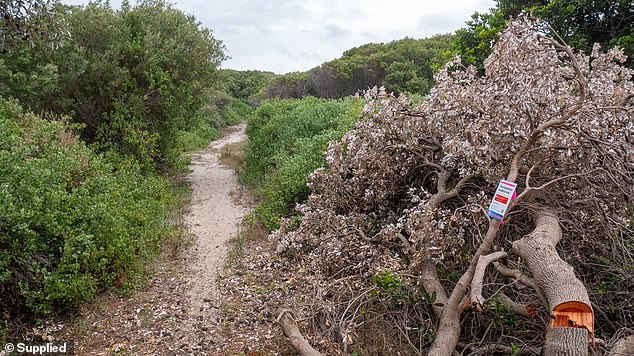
0, 99, 177, 318
170, 95, 252, 157
221, 98, 253, 126
255, 130, 341, 229
243, 96, 361, 229
172, 108, 221, 153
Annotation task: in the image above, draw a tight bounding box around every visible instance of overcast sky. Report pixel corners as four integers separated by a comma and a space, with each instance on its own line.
62, 0, 496, 74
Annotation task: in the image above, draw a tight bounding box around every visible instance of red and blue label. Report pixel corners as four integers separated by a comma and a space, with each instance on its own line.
487, 180, 517, 222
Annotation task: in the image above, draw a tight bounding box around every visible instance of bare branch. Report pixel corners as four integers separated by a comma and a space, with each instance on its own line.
429, 220, 503, 354
432, 174, 476, 206
421, 160, 445, 172
493, 262, 548, 309
421, 259, 448, 318
496, 292, 537, 318
507, 30, 588, 184
276, 310, 323, 356
470, 251, 508, 310
517, 168, 601, 201
396, 232, 412, 253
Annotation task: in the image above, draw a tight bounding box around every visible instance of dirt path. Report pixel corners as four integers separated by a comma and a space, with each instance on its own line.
50, 124, 251, 355
185, 123, 249, 319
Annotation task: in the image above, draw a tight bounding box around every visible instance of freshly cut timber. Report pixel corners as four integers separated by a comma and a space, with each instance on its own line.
513, 209, 593, 356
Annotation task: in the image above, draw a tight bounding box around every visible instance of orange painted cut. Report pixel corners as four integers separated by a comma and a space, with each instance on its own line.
550, 301, 594, 334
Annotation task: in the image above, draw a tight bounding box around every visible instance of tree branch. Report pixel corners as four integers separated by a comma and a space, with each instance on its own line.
517, 168, 601, 201
496, 292, 537, 318
507, 32, 588, 184
421, 259, 448, 318
470, 251, 508, 310
427, 220, 503, 355
493, 262, 548, 310
276, 310, 323, 356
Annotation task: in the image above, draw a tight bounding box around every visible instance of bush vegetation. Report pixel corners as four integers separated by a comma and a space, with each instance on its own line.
0, 0, 230, 173
220, 69, 275, 103
0, 0, 247, 336
0, 99, 178, 320
242, 97, 362, 229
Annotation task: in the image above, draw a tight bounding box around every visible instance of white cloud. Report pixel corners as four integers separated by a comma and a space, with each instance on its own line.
61, 0, 495, 74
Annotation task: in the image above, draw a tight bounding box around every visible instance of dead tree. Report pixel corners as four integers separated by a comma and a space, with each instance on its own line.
274, 17, 632, 355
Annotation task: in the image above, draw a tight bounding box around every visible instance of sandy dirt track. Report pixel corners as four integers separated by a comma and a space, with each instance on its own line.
185, 123, 249, 318
48, 124, 251, 355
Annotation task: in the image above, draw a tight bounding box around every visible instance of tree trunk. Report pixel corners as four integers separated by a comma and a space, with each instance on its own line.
428, 308, 461, 356
542, 327, 588, 356
513, 209, 593, 356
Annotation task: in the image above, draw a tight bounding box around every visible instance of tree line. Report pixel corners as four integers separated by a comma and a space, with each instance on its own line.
253, 0, 632, 102
254, 34, 453, 101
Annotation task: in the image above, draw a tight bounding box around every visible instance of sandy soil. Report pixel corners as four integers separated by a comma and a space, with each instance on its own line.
46, 124, 252, 355
185, 123, 249, 317
175, 122, 252, 352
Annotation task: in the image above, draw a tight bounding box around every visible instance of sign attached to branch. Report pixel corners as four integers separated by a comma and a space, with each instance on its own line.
487, 180, 517, 222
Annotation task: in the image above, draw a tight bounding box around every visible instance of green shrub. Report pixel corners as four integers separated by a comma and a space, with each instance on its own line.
172, 108, 221, 153
221, 98, 253, 126
169, 94, 251, 155
255, 130, 340, 229
243, 96, 361, 229
0, 100, 177, 317
0, 1, 227, 172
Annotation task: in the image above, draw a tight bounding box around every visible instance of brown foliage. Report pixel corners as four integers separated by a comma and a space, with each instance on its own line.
272, 17, 633, 354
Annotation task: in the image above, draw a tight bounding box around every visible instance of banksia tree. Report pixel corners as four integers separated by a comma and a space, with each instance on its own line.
274, 17, 633, 355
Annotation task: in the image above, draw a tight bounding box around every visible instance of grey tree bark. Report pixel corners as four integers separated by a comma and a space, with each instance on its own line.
276, 310, 323, 356
541, 327, 588, 356
513, 209, 592, 356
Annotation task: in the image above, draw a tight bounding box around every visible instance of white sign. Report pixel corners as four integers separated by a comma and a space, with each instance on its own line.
487, 180, 517, 222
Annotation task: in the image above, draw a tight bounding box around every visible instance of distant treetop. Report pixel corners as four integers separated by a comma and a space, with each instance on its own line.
452, 0, 633, 71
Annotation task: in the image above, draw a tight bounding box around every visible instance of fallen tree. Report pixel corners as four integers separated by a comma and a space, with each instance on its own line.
276, 310, 323, 356
273, 17, 633, 355
513, 209, 593, 355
